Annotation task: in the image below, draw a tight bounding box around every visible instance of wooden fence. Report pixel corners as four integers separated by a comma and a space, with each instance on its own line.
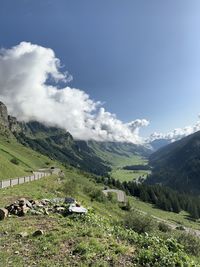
0, 171, 49, 189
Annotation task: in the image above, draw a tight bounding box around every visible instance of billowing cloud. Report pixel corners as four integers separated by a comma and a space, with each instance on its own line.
0, 42, 148, 143
148, 117, 200, 143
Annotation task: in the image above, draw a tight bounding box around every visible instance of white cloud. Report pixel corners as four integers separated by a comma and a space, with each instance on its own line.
149, 118, 200, 143
0, 42, 148, 143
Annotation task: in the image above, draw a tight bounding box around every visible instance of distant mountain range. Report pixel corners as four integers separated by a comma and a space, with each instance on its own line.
147, 130, 200, 194
149, 138, 171, 151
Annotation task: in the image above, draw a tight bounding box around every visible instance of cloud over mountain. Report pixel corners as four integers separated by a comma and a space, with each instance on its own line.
0, 42, 149, 143
149, 117, 200, 143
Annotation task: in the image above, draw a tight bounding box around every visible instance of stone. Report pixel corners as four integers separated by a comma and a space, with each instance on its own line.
65, 197, 76, 204
54, 206, 65, 213
29, 210, 42, 215
0, 102, 9, 128
21, 205, 30, 215
17, 232, 29, 238
0, 208, 9, 220
32, 230, 44, 237
8, 115, 21, 133
18, 198, 27, 206
43, 208, 49, 215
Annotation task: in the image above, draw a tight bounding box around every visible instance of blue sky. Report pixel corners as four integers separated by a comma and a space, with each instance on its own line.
0, 0, 200, 138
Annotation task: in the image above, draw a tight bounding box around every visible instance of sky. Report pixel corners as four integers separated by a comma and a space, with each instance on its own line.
0, 0, 200, 143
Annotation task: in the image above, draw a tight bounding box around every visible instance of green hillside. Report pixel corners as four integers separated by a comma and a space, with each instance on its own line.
148, 130, 200, 193
0, 136, 53, 180
15, 121, 111, 176
0, 167, 199, 266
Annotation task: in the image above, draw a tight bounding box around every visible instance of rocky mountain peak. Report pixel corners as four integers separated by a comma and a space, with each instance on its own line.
0, 101, 9, 127
0, 101, 21, 135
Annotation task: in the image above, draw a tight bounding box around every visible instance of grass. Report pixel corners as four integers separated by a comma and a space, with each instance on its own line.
0, 137, 199, 265
0, 168, 198, 266
129, 196, 200, 231
108, 154, 150, 182
0, 136, 53, 180
111, 169, 150, 182
0, 169, 134, 266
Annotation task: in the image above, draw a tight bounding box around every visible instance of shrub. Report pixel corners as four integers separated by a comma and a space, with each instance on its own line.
10, 158, 19, 165
62, 179, 77, 196
124, 211, 155, 234
120, 200, 131, 211
158, 222, 171, 232
89, 188, 107, 202
176, 225, 185, 231
177, 232, 200, 256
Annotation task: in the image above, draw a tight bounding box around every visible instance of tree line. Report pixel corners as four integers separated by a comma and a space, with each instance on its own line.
95, 176, 200, 220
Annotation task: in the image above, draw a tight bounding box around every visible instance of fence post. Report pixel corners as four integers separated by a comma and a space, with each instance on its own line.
0, 180, 2, 189
18, 177, 20, 185
24, 177, 26, 183
10, 179, 12, 187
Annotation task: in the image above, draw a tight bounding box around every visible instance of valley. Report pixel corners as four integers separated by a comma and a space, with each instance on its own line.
0, 102, 200, 266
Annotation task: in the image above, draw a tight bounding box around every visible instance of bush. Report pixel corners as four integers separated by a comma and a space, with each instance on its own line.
124, 211, 155, 234
177, 232, 200, 256
89, 188, 107, 202
158, 222, 171, 232
120, 200, 131, 211
10, 158, 19, 165
176, 225, 185, 231
63, 179, 77, 196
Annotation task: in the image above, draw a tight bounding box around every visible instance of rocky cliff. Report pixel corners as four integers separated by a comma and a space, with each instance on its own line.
0, 101, 21, 136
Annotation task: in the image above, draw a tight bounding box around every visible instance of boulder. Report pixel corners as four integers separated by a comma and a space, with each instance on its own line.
0, 208, 9, 220
32, 230, 44, 237
17, 232, 29, 238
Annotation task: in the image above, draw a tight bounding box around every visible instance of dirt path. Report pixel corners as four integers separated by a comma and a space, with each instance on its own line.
135, 207, 200, 237
103, 188, 200, 237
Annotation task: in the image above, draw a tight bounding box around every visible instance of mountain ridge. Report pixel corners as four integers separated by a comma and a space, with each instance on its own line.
147, 130, 200, 193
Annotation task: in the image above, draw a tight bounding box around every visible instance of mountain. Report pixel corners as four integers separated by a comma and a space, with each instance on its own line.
147, 130, 200, 193
149, 138, 171, 151
15, 121, 111, 176
0, 102, 150, 176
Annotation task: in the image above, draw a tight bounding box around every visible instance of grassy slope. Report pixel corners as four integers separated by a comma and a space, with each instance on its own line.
0, 135, 199, 231
129, 196, 200, 231
0, 168, 198, 266
90, 144, 200, 229
0, 137, 199, 265
0, 136, 53, 180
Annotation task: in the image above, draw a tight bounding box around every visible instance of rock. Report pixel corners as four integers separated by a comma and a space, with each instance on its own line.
8, 115, 21, 133
32, 230, 44, 237
0, 208, 9, 220
51, 198, 65, 204
21, 205, 30, 215
0, 102, 9, 128
68, 204, 87, 214
43, 208, 49, 215
17, 232, 28, 238
54, 207, 65, 213
29, 210, 43, 215
25, 200, 33, 209
65, 197, 76, 204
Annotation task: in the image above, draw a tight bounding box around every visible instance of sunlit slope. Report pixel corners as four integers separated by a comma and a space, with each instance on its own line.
0, 136, 52, 180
